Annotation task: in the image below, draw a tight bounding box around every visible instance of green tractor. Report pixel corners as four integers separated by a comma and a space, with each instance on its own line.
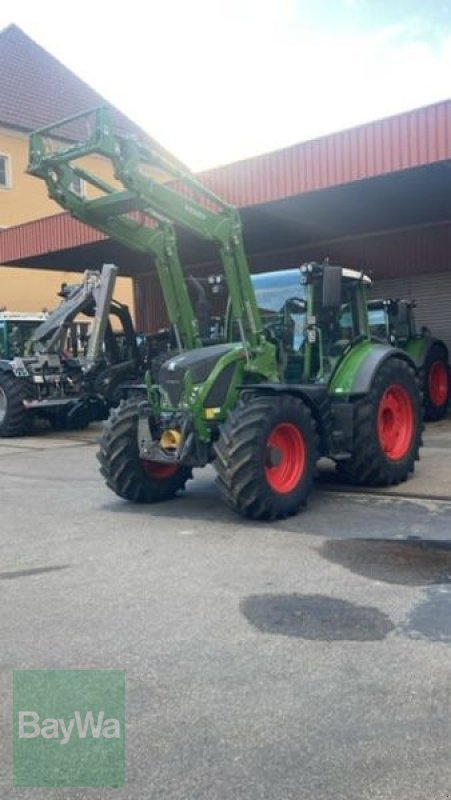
368, 298, 449, 421
28, 108, 423, 519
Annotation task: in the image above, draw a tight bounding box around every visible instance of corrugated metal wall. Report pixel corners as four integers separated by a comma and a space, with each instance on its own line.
134, 273, 167, 333
0, 212, 106, 264
373, 270, 451, 352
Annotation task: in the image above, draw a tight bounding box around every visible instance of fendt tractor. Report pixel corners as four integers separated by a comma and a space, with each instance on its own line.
28, 107, 423, 520
0, 264, 141, 436
368, 298, 450, 421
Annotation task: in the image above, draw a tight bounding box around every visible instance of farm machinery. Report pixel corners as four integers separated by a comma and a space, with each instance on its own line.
0, 264, 142, 436
0, 311, 48, 360
27, 107, 423, 519
368, 298, 450, 421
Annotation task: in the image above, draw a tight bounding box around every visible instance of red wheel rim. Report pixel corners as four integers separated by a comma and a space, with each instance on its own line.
265, 422, 306, 494
377, 384, 414, 461
428, 361, 449, 407
141, 461, 178, 480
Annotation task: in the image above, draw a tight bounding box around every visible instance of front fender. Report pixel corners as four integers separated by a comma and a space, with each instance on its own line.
329, 342, 416, 397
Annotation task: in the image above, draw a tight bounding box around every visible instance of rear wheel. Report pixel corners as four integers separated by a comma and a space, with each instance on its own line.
97, 400, 192, 502
337, 357, 422, 486
0, 372, 34, 437
214, 393, 317, 520
422, 344, 449, 421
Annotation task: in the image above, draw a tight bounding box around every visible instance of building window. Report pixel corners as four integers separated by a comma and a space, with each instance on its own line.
0, 154, 11, 188
70, 174, 86, 197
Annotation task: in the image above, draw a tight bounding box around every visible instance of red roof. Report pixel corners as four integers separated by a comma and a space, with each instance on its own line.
0, 24, 133, 133
2, 100, 451, 274
0, 213, 104, 262
199, 99, 451, 206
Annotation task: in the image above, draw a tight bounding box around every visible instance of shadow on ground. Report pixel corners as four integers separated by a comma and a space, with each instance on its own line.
240, 593, 394, 641
319, 538, 451, 586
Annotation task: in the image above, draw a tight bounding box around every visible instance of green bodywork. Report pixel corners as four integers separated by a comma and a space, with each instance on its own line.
367, 298, 444, 368
403, 337, 430, 367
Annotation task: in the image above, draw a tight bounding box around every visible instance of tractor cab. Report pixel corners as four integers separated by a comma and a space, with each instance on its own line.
0, 312, 48, 360
368, 299, 415, 346
250, 264, 371, 384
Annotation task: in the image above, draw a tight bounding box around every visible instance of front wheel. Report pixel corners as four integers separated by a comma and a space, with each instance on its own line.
97, 400, 192, 503
337, 357, 422, 486
213, 393, 318, 520
0, 373, 34, 437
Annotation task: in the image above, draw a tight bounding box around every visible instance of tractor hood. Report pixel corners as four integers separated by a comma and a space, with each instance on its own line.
159, 343, 244, 406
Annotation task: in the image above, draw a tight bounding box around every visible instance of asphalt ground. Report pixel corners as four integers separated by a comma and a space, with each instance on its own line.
0, 418, 451, 799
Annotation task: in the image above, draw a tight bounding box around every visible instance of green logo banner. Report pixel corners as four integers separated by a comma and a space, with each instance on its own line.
13, 669, 125, 787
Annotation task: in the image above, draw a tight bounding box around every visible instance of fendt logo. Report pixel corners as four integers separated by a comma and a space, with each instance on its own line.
18, 710, 121, 745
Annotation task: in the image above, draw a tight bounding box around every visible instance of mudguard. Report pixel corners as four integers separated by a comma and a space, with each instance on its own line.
404, 336, 448, 370
329, 341, 416, 397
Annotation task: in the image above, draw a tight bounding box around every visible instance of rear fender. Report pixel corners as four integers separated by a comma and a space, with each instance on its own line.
404, 337, 449, 369
329, 341, 416, 397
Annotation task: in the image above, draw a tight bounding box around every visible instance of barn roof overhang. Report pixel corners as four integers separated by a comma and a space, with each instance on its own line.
1, 159, 451, 279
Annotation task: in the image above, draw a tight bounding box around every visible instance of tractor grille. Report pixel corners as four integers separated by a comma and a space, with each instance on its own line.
159, 362, 185, 406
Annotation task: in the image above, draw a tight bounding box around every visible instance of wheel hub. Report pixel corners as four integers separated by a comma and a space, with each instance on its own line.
377, 384, 414, 461
141, 460, 179, 480
265, 422, 306, 494
429, 361, 449, 407
266, 446, 283, 468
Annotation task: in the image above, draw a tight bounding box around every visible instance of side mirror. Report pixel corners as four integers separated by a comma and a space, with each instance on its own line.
285, 297, 307, 315
322, 265, 342, 309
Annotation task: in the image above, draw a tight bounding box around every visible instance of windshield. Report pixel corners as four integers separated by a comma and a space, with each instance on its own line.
251, 269, 306, 351
0, 320, 42, 358
251, 269, 305, 313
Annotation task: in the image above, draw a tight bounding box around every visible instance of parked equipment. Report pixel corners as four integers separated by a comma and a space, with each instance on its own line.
0, 265, 141, 436
368, 298, 450, 421
0, 311, 48, 359
28, 108, 423, 519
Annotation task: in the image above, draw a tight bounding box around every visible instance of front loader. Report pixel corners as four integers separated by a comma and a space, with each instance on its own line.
28, 108, 423, 519
368, 298, 449, 421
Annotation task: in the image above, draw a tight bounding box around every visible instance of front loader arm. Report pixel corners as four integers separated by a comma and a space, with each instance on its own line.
29, 269, 105, 353
28, 107, 265, 353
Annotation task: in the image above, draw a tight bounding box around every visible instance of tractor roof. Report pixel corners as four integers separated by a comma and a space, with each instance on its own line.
342, 267, 371, 284
0, 311, 48, 321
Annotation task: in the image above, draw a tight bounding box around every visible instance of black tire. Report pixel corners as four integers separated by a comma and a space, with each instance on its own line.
0, 372, 34, 437
97, 399, 192, 503
337, 357, 422, 486
421, 343, 449, 422
213, 393, 318, 520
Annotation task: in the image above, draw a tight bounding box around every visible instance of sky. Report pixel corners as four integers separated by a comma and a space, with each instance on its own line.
1, 0, 451, 170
